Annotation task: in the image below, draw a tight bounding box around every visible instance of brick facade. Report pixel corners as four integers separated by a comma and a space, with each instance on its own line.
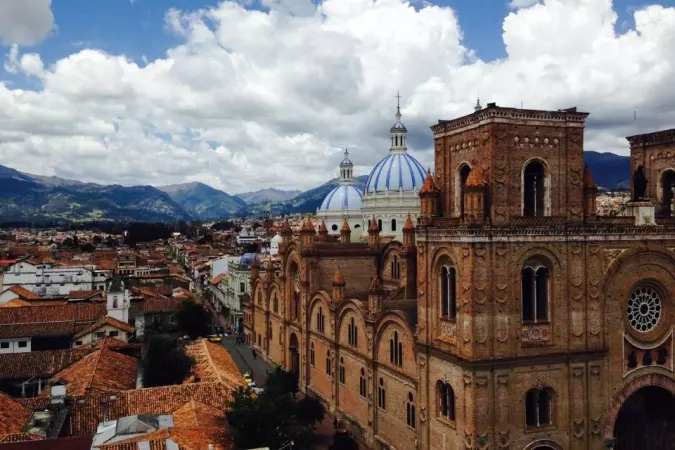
242, 108, 675, 450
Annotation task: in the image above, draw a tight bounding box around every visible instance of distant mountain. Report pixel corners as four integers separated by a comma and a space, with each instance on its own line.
236, 188, 302, 205
242, 175, 369, 217
0, 166, 191, 223
158, 182, 247, 220
584, 151, 631, 190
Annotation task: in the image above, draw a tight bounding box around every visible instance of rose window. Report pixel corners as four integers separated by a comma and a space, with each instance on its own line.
627, 286, 662, 333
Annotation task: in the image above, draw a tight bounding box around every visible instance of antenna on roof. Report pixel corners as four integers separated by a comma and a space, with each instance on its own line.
521, 101, 523, 109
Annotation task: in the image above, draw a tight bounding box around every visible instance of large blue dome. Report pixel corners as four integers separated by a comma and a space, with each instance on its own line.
319, 185, 363, 211
365, 153, 426, 194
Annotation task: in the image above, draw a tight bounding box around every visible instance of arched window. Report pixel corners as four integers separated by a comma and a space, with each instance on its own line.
377, 377, 386, 410
293, 291, 300, 321
406, 392, 416, 428
525, 388, 553, 427
359, 368, 367, 398
348, 317, 358, 347
458, 164, 471, 217
317, 307, 325, 333
440, 265, 457, 319
437, 381, 455, 421
390, 255, 401, 279
391, 219, 397, 232
523, 160, 547, 217
310, 342, 315, 366
659, 170, 675, 217
268, 320, 272, 340
522, 261, 550, 323
378, 219, 383, 232
389, 331, 403, 367
339, 357, 345, 384
325, 350, 332, 376
273, 295, 278, 313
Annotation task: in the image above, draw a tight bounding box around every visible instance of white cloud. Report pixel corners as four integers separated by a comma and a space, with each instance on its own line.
0, 0, 55, 46
509, 0, 542, 9
1, 0, 675, 194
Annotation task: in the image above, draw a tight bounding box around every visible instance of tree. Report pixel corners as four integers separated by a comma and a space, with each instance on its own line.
226, 368, 324, 449
80, 243, 95, 252
141, 334, 195, 387
176, 300, 212, 339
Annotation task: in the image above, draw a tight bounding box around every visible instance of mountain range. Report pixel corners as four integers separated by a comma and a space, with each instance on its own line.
0, 151, 631, 224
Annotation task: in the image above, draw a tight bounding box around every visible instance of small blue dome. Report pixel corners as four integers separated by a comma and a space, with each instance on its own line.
391, 121, 407, 130
365, 153, 426, 194
319, 185, 363, 211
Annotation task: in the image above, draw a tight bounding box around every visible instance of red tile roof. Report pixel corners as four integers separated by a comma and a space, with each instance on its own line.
7, 287, 40, 301
210, 274, 227, 285
0, 348, 96, 380
0, 304, 106, 339
41, 347, 138, 397
69, 382, 233, 436
184, 340, 247, 391
97, 427, 232, 450
130, 298, 183, 316
0, 435, 93, 450
72, 316, 135, 340
0, 299, 32, 308
67, 290, 103, 301
171, 400, 227, 428
0, 392, 32, 438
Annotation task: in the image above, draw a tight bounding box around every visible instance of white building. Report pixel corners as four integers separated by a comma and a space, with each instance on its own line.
316, 149, 364, 242
3, 261, 94, 297
361, 102, 424, 241
270, 234, 282, 256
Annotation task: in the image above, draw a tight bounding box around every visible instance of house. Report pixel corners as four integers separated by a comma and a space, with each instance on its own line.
2, 262, 94, 297
71, 317, 134, 348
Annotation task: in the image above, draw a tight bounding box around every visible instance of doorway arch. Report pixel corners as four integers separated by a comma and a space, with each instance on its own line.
288, 332, 300, 376
613, 385, 675, 449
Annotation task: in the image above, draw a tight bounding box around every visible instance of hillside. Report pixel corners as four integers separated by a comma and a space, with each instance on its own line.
583, 151, 631, 189
158, 182, 247, 220
235, 188, 301, 205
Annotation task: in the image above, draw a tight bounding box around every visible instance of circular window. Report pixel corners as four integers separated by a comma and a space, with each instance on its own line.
331, 224, 338, 231
627, 286, 662, 333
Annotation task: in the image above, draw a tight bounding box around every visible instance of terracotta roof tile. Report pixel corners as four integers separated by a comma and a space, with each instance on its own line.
210, 274, 227, 285
67, 290, 103, 301
41, 347, 137, 397
130, 298, 182, 316
72, 316, 135, 340
184, 340, 247, 391
0, 348, 96, 380
69, 383, 233, 436
419, 169, 439, 195
0, 435, 92, 449
7, 287, 40, 301
0, 299, 32, 308
465, 165, 484, 187
0, 303, 106, 325
0, 433, 44, 444
97, 427, 233, 450
171, 400, 227, 428
0, 392, 32, 437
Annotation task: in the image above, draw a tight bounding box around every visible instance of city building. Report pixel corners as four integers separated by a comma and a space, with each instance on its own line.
243, 102, 675, 450
2, 262, 94, 297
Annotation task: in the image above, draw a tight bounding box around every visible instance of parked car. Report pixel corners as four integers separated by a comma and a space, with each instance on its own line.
208, 335, 223, 343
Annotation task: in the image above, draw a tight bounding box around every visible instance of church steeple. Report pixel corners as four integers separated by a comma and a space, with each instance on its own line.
390, 91, 407, 154
339, 148, 354, 185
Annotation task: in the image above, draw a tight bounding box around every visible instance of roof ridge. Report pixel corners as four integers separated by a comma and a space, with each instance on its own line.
200, 340, 222, 384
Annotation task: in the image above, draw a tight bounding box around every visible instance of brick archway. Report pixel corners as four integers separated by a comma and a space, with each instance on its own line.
603, 373, 675, 440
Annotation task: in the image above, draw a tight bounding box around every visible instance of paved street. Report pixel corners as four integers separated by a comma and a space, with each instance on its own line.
221, 335, 271, 387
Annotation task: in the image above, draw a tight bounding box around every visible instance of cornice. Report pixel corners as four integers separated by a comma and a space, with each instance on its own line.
626, 128, 675, 148
431, 106, 589, 136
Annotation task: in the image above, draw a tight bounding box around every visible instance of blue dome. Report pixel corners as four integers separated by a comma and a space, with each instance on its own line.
391, 121, 407, 130
365, 153, 426, 193
319, 185, 363, 211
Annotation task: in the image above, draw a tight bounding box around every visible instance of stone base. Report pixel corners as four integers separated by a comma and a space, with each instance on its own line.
624, 201, 656, 226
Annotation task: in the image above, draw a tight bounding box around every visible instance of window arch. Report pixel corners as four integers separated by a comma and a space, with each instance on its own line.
437, 381, 455, 421
440, 264, 457, 319
391, 255, 401, 279
406, 392, 416, 429
389, 331, 403, 367
325, 350, 332, 376
391, 219, 397, 232
658, 169, 675, 217
272, 294, 278, 313
522, 260, 550, 323
523, 160, 548, 217
339, 357, 345, 384
525, 388, 553, 427
377, 377, 386, 410
359, 368, 367, 398
316, 307, 325, 333
457, 164, 472, 217
310, 342, 315, 366
378, 219, 383, 232
348, 317, 358, 347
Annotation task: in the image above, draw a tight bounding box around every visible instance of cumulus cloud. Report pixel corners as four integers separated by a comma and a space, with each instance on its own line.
509, 0, 542, 9
0, 0, 55, 46
1, 0, 675, 194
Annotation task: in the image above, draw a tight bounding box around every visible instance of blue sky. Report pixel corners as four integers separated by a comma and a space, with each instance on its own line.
16, 0, 675, 73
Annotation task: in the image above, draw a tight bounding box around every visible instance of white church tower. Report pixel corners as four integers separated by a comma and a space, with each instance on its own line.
106, 277, 130, 323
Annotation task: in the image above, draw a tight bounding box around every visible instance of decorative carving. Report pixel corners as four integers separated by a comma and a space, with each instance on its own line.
441, 320, 457, 339
590, 416, 602, 435
497, 430, 510, 449
477, 433, 489, 450
521, 323, 552, 345
573, 418, 586, 439
603, 248, 626, 270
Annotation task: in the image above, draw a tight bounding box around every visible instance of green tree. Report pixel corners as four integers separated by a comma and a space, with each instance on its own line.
141, 334, 195, 387
176, 300, 212, 339
226, 368, 324, 449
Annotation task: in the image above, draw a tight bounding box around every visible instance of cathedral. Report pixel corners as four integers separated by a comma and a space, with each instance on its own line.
243, 102, 675, 450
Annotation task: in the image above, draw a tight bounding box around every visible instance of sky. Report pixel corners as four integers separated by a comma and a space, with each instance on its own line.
0, 0, 675, 194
